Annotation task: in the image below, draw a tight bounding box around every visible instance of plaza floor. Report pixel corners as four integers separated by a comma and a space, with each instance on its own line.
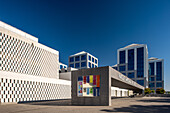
0, 97, 170, 113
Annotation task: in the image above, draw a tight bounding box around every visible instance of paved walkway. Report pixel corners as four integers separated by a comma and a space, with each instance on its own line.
0, 97, 170, 113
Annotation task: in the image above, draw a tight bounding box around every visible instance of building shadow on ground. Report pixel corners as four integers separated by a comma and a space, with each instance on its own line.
101, 105, 170, 113
18, 99, 72, 106
137, 98, 170, 103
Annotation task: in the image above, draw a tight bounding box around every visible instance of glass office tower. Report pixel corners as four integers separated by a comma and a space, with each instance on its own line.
117, 44, 148, 88
148, 57, 164, 91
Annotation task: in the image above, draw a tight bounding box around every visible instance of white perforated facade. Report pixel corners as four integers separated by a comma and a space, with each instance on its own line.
0, 21, 71, 103
0, 32, 59, 79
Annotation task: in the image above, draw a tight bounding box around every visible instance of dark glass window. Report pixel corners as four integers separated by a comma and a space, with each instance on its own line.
149, 77, 155, 81
70, 57, 74, 62
92, 57, 94, 62
89, 62, 91, 68
149, 83, 155, 87
156, 82, 162, 87
60, 65, 63, 69
137, 47, 144, 78
128, 49, 134, 70
92, 64, 94, 68
95, 59, 97, 64
81, 55, 86, 60
119, 66, 126, 71
64, 66, 66, 68
122, 73, 126, 76
75, 56, 80, 61
95, 65, 97, 68
128, 72, 134, 78
156, 62, 162, 81
81, 62, 86, 67
89, 56, 91, 61
149, 63, 154, 75
75, 63, 80, 68
119, 51, 125, 64
69, 64, 74, 68
137, 80, 144, 86
113, 67, 118, 70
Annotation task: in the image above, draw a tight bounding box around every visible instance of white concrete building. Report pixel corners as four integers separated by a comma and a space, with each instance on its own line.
59, 67, 78, 81
59, 62, 67, 70
117, 44, 148, 88
68, 51, 98, 69
148, 57, 164, 91
0, 21, 71, 103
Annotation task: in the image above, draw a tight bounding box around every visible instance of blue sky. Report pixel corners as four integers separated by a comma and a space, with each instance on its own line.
0, 0, 170, 90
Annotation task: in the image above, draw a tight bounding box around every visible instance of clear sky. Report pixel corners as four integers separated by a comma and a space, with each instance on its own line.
0, 0, 169, 90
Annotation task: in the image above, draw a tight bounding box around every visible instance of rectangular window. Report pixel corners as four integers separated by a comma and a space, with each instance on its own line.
149, 77, 155, 81
128, 49, 134, 70
156, 62, 162, 81
119, 65, 126, 71
81, 62, 86, 67
69, 64, 74, 68
92, 64, 94, 68
95, 65, 97, 68
119, 51, 125, 64
128, 72, 134, 78
137, 80, 144, 86
92, 57, 94, 62
75, 63, 80, 68
149, 83, 155, 87
113, 67, 118, 70
149, 63, 154, 75
75, 56, 80, 61
89, 56, 91, 61
89, 62, 91, 68
60, 65, 63, 69
122, 73, 126, 76
70, 57, 74, 62
95, 59, 97, 64
156, 82, 162, 87
81, 55, 86, 60
137, 47, 144, 78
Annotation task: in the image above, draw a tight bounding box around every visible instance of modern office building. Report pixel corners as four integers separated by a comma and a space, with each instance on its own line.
117, 44, 148, 88
59, 62, 67, 70
68, 51, 98, 69
0, 21, 71, 103
148, 57, 164, 91
112, 64, 118, 70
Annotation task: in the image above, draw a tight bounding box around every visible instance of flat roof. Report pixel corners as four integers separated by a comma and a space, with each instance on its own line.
0, 21, 38, 42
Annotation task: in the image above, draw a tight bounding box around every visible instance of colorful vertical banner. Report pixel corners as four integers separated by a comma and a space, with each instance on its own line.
78, 75, 100, 97
90, 75, 93, 83
83, 76, 86, 84
93, 87, 96, 96
93, 75, 96, 86
87, 88, 89, 95
96, 75, 100, 87
90, 87, 93, 94
96, 87, 100, 96
86, 76, 89, 83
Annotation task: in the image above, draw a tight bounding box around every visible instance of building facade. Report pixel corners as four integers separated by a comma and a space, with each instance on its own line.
148, 57, 164, 91
0, 21, 71, 103
68, 51, 98, 69
59, 62, 67, 70
117, 44, 148, 88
